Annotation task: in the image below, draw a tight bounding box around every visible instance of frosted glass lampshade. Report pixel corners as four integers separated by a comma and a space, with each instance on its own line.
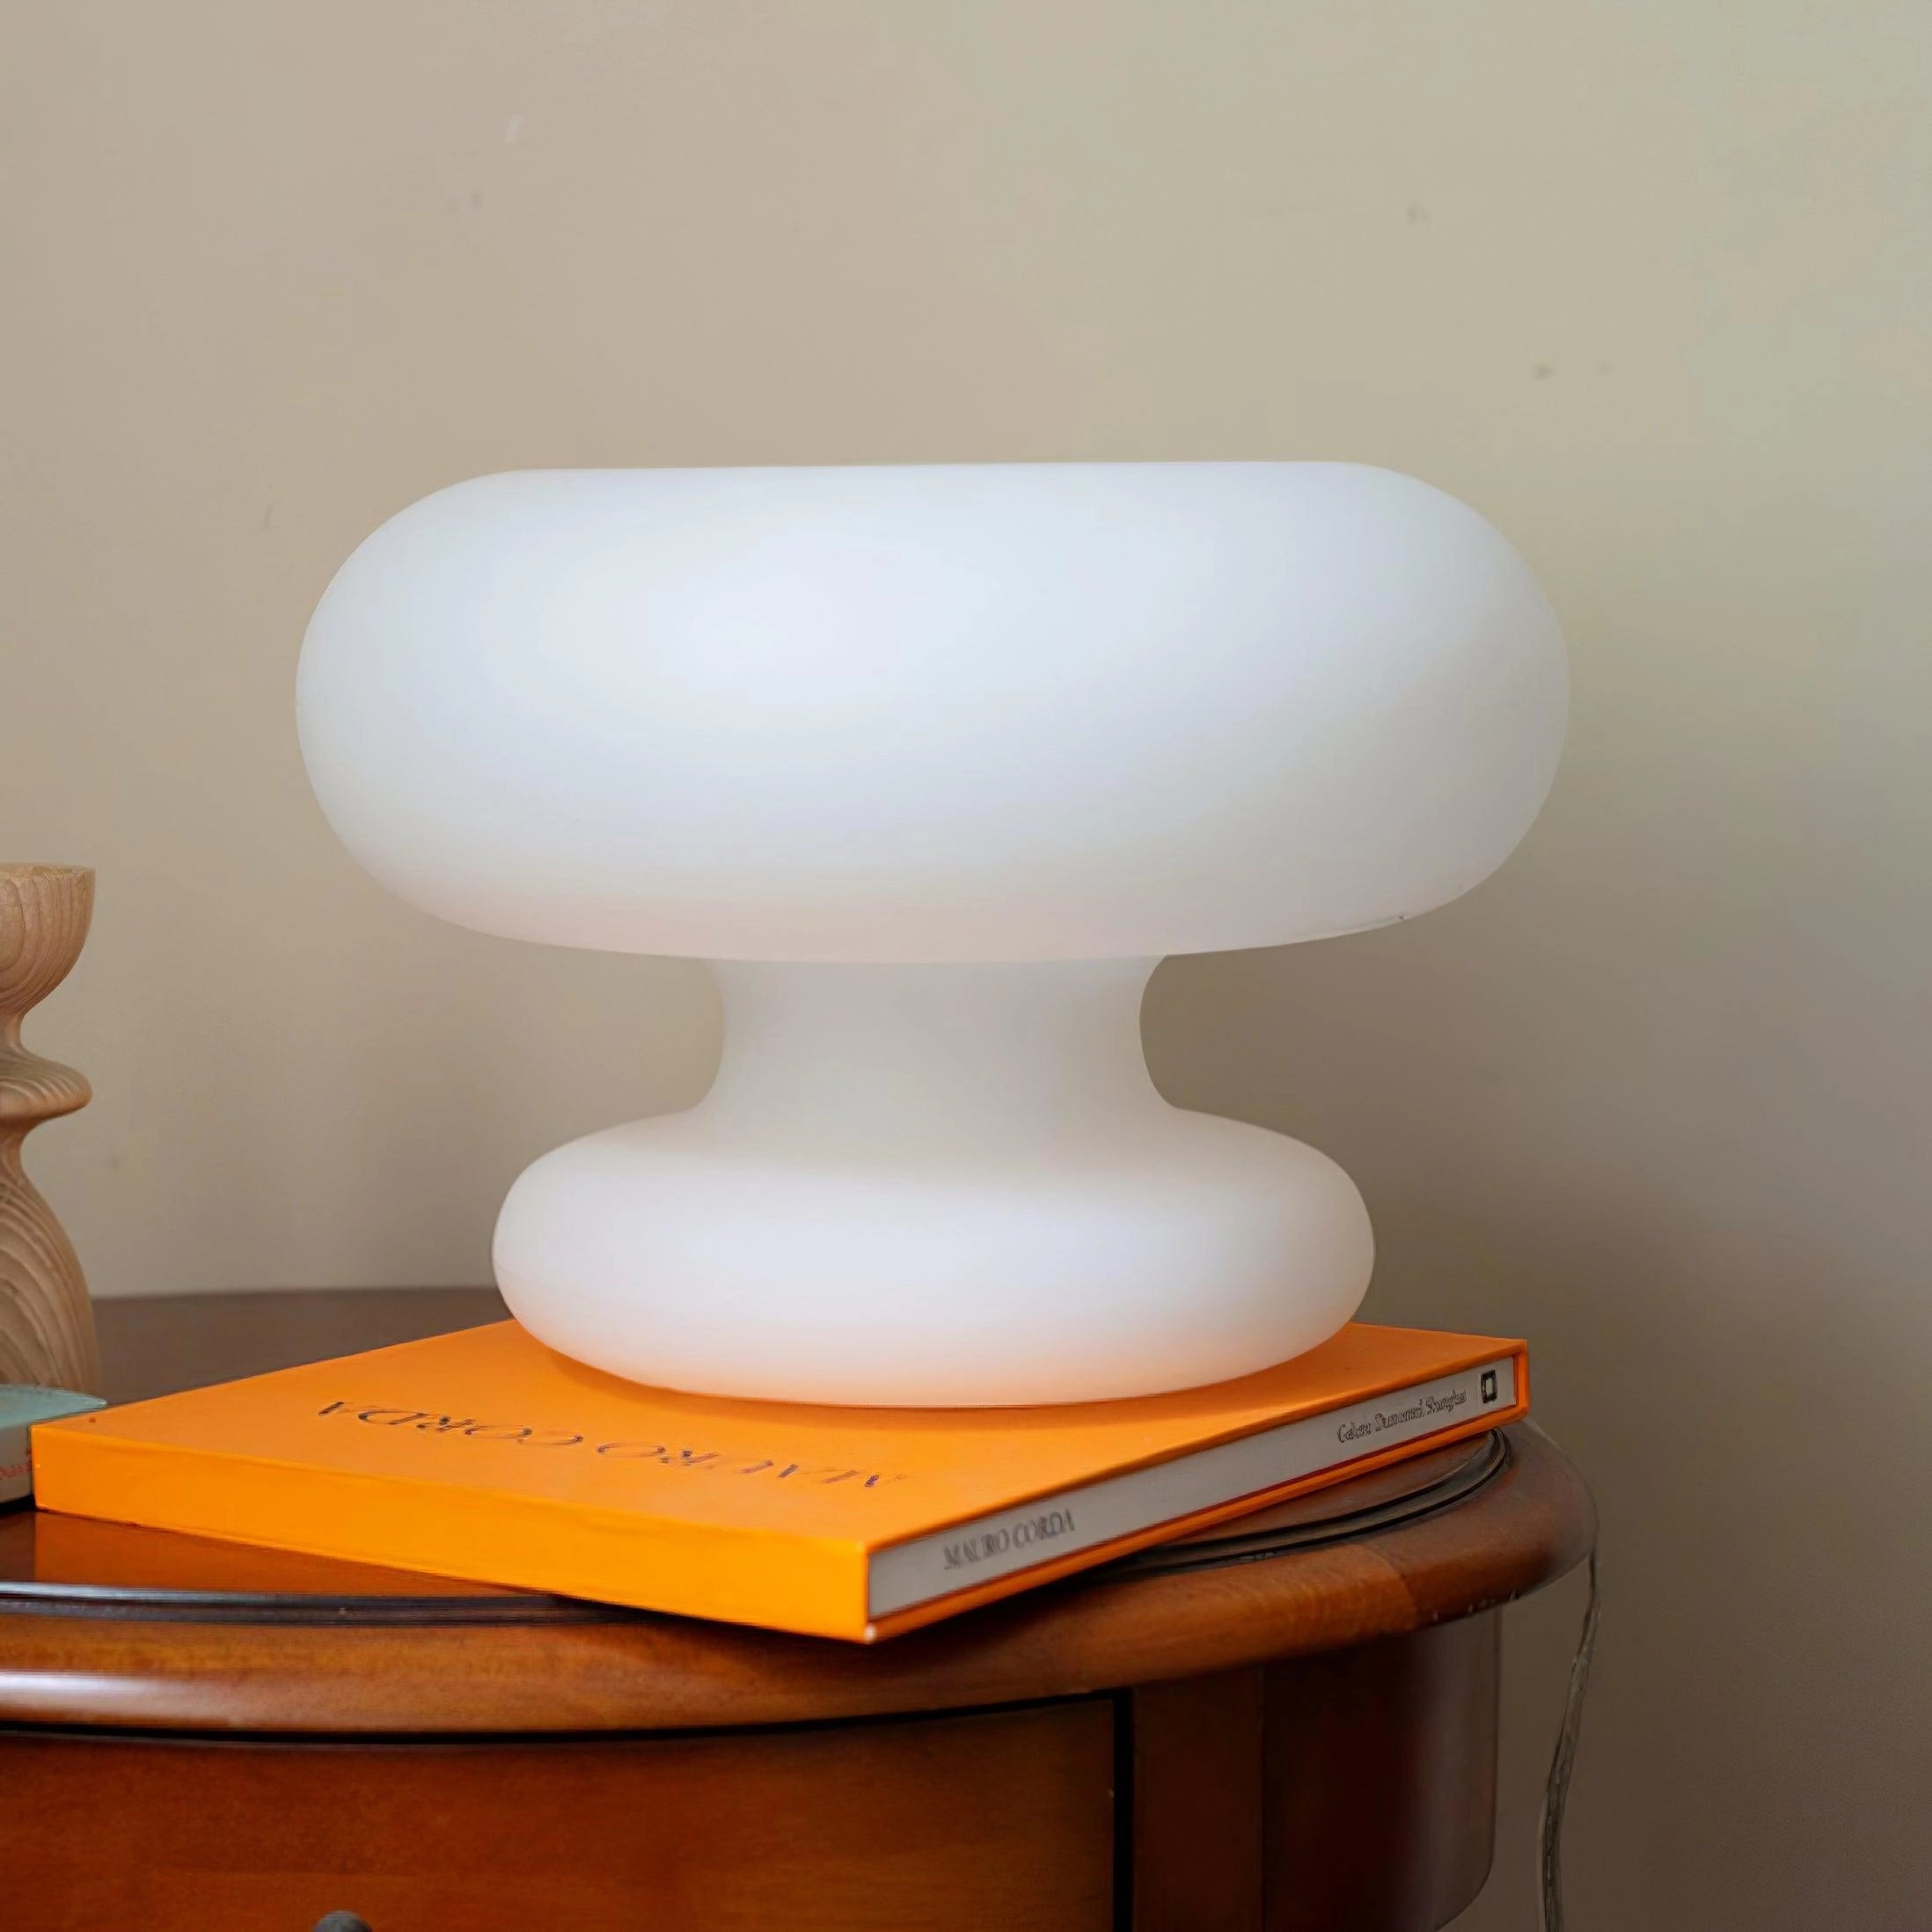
298, 464, 1565, 1405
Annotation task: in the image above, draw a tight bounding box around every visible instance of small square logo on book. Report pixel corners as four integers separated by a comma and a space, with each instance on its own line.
1480, 1369, 1499, 1404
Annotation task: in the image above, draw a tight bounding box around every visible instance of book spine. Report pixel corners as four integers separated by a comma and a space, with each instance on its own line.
867, 1350, 1524, 1625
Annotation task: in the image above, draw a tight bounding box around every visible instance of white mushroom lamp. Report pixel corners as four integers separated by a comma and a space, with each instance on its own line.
298, 464, 1566, 1406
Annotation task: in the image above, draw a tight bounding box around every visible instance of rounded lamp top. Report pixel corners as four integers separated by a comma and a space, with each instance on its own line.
297, 463, 1566, 962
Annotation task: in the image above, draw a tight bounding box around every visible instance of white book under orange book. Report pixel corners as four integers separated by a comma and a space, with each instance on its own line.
31, 1320, 1528, 1641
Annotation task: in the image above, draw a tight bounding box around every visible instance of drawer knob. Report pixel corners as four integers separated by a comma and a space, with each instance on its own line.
313, 1916, 372, 1932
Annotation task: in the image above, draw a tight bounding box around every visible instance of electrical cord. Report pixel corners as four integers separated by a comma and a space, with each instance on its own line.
1536, 1534, 1600, 1932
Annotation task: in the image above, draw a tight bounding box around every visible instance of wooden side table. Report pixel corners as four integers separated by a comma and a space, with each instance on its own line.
0, 1292, 1594, 1932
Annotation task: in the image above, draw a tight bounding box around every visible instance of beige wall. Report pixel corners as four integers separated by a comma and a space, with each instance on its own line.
4, 4, 1928, 1924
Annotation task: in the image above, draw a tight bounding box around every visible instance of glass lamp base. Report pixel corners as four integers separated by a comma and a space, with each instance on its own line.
494, 961, 1373, 1407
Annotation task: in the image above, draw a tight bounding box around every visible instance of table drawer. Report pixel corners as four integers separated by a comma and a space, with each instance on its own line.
3, 1701, 1114, 1931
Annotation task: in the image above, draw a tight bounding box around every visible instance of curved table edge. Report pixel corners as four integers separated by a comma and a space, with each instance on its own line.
0, 1423, 1594, 1735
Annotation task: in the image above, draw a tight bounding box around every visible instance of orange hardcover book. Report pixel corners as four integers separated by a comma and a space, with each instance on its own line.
31, 1320, 1527, 1641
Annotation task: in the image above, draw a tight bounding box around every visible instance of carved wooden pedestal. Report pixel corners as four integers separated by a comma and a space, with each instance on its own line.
0, 863, 97, 1393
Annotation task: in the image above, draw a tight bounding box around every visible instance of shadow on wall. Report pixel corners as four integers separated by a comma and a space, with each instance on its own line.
1145, 924, 1931, 1931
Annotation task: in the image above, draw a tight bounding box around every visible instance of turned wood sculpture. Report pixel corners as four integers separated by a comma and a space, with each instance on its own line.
0, 864, 98, 1392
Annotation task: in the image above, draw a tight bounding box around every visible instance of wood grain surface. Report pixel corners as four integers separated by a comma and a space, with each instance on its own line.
1263, 1612, 1500, 1932
2, 1701, 1116, 1932
1, 1426, 1590, 1738
0, 863, 97, 1393
1129, 1665, 1266, 1930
